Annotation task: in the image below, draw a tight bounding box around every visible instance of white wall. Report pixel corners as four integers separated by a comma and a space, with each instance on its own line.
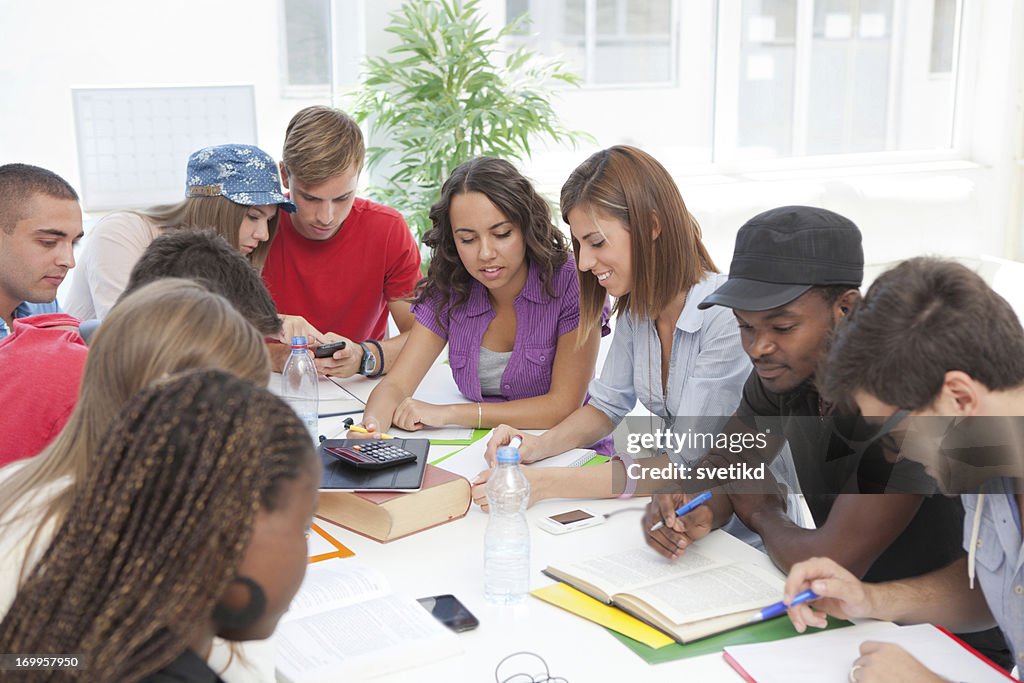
2, 0, 1022, 270
0, 0, 321, 205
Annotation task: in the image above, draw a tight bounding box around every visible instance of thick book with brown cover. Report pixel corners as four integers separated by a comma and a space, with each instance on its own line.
315, 465, 471, 543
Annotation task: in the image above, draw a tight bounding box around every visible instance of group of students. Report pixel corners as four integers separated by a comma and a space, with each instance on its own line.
0, 102, 1022, 683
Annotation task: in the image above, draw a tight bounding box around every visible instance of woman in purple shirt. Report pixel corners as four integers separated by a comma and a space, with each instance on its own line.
358, 157, 608, 438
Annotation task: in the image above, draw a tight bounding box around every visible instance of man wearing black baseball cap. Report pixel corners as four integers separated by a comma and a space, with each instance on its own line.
643, 205, 1010, 668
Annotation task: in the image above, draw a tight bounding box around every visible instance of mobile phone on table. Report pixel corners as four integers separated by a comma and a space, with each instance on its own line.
536, 508, 604, 535
417, 594, 479, 632
314, 340, 347, 358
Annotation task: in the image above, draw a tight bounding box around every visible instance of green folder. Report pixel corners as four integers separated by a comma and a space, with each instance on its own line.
428, 429, 490, 458
425, 428, 490, 446
609, 615, 852, 664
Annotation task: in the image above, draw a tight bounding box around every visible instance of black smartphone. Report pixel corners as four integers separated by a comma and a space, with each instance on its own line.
313, 340, 347, 358
416, 594, 479, 632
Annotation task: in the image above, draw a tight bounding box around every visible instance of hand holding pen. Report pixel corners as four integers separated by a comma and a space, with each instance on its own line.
643, 492, 715, 560
649, 491, 713, 532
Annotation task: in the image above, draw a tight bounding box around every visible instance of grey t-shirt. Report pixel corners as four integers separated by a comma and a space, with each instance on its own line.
478, 346, 512, 397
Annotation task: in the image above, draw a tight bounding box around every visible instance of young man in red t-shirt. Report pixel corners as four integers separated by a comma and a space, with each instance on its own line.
262, 106, 421, 378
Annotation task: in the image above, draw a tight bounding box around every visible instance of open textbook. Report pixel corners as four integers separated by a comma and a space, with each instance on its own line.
543, 531, 786, 644
275, 561, 462, 682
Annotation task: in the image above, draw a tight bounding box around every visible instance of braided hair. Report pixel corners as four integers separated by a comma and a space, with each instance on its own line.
0, 369, 316, 682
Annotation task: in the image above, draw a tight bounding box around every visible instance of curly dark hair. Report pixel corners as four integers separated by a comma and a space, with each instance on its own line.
414, 157, 570, 333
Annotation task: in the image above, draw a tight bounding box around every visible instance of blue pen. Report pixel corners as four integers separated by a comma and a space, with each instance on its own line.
649, 491, 713, 533
752, 589, 819, 623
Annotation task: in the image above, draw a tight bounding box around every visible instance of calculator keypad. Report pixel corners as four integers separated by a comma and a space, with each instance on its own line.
325, 441, 418, 470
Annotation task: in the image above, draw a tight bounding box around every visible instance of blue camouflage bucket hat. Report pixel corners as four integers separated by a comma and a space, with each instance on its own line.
185, 144, 296, 212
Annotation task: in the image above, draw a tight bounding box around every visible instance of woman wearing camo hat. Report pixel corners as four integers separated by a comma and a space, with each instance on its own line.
65, 144, 296, 320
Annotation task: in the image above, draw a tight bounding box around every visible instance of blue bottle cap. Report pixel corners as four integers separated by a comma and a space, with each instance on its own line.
290, 336, 308, 348
496, 446, 520, 464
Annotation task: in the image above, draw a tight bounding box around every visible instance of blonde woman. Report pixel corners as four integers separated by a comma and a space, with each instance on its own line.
0, 278, 271, 617
65, 144, 295, 320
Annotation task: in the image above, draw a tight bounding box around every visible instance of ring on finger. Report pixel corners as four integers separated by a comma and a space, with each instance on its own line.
848, 664, 862, 683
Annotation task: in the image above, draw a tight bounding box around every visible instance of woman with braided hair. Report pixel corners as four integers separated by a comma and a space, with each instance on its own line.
0, 277, 272, 618
0, 369, 320, 682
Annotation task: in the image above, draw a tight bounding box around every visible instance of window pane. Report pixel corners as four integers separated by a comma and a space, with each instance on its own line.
593, 41, 673, 83
736, 0, 798, 157
508, 0, 674, 86
930, 0, 957, 74
507, 0, 530, 31
565, 0, 586, 36
626, 0, 673, 33
597, 0, 619, 34
284, 0, 331, 86
806, 0, 892, 154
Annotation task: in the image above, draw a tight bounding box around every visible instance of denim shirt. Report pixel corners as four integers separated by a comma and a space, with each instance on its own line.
588, 272, 749, 432
412, 258, 608, 403
0, 300, 60, 340
962, 478, 1024, 667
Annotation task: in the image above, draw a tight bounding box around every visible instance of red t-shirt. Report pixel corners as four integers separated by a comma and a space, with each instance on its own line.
0, 313, 88, 467
262, 198, 421, 340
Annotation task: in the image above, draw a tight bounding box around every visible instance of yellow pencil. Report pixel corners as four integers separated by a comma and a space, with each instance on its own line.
347, 424, 394, 439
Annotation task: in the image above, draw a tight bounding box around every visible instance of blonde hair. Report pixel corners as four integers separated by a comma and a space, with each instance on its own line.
561, 146, 716, 342
137, 196, 278, 270
282, 106, 364, 186
0, 278, 271, 580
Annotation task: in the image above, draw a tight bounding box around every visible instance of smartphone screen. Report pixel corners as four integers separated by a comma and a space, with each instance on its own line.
417, 594, 479, 632
549, 509, 594, 525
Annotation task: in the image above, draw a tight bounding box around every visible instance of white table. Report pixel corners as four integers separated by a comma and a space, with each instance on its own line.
304, 497, 763, 682
235, 367, 774, 681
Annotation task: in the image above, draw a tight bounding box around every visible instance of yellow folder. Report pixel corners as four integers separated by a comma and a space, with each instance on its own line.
530, 583, 674, 649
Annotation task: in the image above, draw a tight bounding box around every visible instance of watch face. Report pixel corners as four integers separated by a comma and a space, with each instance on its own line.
362, 347, 377, 374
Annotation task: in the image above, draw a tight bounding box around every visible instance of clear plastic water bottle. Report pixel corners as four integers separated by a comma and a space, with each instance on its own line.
484, 446, 531, 604
281, 336, 318, 440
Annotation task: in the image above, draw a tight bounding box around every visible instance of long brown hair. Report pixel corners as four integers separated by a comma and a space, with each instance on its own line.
560, 146, 716, 341
137, 195, 278, 270
0, 369, 314, 682
415, 157, 569, 332
0, 279, 270, 580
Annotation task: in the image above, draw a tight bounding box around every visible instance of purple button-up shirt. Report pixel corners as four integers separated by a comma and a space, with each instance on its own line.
412, 258, 607, 402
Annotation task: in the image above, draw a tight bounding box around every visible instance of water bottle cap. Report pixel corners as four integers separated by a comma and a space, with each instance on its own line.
290, 336, 308, 349
496, 446, 520, 464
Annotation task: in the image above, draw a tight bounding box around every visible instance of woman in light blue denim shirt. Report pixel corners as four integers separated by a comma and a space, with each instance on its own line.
480, 146, 751, 509
359, 157, 610, 444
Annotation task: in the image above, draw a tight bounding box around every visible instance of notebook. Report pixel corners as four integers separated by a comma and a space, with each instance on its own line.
723, 621, 1016, 682
318, 438, 429, 492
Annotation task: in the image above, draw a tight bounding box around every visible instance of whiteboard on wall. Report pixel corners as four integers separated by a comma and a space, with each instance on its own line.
72, 85, 257, 211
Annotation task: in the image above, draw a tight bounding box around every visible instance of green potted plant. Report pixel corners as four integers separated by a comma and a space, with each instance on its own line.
352, 0, 590, 243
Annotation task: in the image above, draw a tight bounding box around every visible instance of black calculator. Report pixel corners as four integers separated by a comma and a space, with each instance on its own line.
323, 440, 418, 470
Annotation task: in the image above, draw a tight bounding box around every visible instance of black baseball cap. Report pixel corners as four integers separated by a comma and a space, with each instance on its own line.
698, 205, 863, 311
